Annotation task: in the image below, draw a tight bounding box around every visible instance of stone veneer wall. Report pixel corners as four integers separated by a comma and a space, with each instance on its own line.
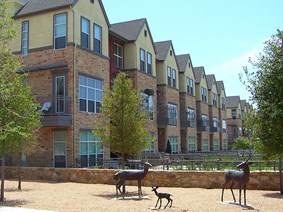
4, 167, 279, 190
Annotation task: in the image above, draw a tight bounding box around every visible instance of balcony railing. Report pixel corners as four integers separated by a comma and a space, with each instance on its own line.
38, 95, 72, 127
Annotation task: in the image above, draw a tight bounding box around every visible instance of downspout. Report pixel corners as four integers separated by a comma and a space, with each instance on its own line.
71, 6, 77, 167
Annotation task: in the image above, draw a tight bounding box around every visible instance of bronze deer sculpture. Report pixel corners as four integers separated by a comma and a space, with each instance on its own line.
151, 186, 173, 209
114, 161, 152, 198
221, 151, 252, 205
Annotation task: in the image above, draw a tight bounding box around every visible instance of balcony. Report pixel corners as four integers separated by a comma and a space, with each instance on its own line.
38, 96, 72, 127
197, 119, 210, 132
168, 118, 177, 126
211, 127, 219, 132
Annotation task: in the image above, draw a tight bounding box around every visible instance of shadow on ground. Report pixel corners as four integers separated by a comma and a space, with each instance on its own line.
94, 190, 151, 201
0, 199, 30, 208
262, 192, 283, 199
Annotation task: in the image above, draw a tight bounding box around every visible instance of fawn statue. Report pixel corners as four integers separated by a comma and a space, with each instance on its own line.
151, 186, 173, 209
221, 151, 252, 205
114, 161, 152, 198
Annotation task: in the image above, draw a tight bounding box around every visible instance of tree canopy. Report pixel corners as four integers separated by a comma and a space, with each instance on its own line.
242, 30, 283, 160
0, 0, 41, 201
95, 73, 150, 165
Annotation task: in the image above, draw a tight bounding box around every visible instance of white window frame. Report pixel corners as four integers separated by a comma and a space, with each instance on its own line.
188, 136, 196, 152
81, 17, 90, 49
114, 43, 123, 69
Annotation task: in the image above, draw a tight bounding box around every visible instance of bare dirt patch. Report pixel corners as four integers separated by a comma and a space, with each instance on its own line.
0, 180, 282, 211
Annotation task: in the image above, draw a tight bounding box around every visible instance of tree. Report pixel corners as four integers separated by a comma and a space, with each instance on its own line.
95, 73, 150, 168
0, 0, 41, 201
241, 29, 283, 193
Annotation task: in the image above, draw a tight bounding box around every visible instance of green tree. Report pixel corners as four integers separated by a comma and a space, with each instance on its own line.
0, 0, 41, 201
241, 29, 283, 193
95, 73, 150, 168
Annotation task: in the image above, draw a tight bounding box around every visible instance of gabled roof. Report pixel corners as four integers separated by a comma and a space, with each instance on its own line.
193, 66, 206, 84
155, 40, 179, 70
109, 18, 156, 53
240, 100, 247, 110
155, 40, 172, 61
15, 0, 75, 17
206, 74, 216, 90
14, 0, 110, 27
216, 80, 225, 96
226, 96, 241, 108
176, 54, 192, 73
110, 18, 145, 41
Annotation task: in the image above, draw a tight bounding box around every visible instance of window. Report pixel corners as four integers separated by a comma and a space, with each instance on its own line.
188, 137, 196, 153
201, 139, 209, 152
144, 133, 154, 153
187, 108, 195, 128
201, 115, 209, 131
167, 66, 171, 86
53, 131, 67, 168
172, 69, 176, 87
144, 30, 147, 37
140, 48, 145, 72
81, 17, 90, 48
54, 13, 67, 49
114, 43, 123, 69
201, 87, 207, 102
21, 21, 29, 56
222, 120, 227, 133
213, 117, 219, 132
90, 0, 94, 3
213, 139, 219, 151
212, 93, 217, 106
187, 77, 194, 95
221, 97, 225, 109
167, 103, 177, 125
232, 109, 237, 119
140, 92, 154, 120
169, 136, 178, 154
147, 52, 152, 74
79, 75, 103, 113
94, 24, 102, 54
222, 139, 228, 150
80, 131, 103, 168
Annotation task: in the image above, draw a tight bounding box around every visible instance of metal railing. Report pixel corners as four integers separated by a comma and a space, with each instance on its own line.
38, 95, 71, 116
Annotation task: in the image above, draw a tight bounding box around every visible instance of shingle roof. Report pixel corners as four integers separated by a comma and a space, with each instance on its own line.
15, 0, 76, 17
176, 54, 190, 72
193, 66, 205, 84
110, 18, 146, 41
14, 0, 110, 27
240, 100, 247, 110
226, 96, 241, 108
216, 81, 224, 95
154, 40, 172, 61
206, 74, 215, 90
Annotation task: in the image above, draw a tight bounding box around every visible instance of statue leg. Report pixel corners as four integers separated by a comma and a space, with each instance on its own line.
230, 182, 236, 202
244, 184, 247, 205
239, 187, 242, 205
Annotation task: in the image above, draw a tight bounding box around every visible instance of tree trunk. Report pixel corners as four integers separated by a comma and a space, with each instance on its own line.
18, 152, 22, 190
279, 157, 283, 194
1, 156, 5, 202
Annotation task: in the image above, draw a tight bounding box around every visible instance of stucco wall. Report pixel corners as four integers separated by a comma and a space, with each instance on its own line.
4, 167, 280, 190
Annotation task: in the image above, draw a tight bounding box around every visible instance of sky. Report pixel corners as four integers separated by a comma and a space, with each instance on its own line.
102, 0, 283, 102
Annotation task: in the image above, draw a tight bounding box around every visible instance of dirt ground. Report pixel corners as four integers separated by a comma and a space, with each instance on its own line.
0, 180, 282, 212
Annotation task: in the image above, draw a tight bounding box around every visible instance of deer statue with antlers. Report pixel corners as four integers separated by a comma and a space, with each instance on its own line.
221, 150, 252, 205
114, 161, 152, 198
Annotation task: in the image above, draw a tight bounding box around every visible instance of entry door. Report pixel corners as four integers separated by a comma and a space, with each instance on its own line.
53, 131, 67, 168
55, 76, 65, 113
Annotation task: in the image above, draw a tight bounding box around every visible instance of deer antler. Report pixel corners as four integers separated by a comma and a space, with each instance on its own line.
237, 149, 252, 162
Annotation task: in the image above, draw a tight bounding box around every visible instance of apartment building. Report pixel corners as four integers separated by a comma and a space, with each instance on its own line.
206, 74, 221, 151
9, 0, 110, 168
109, 18, 158, 153
226, 96, 243, 148
193, 67, 210, 152
216, 81, 228, 150
155, 41, 180, 154
176, 54, 197, 153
